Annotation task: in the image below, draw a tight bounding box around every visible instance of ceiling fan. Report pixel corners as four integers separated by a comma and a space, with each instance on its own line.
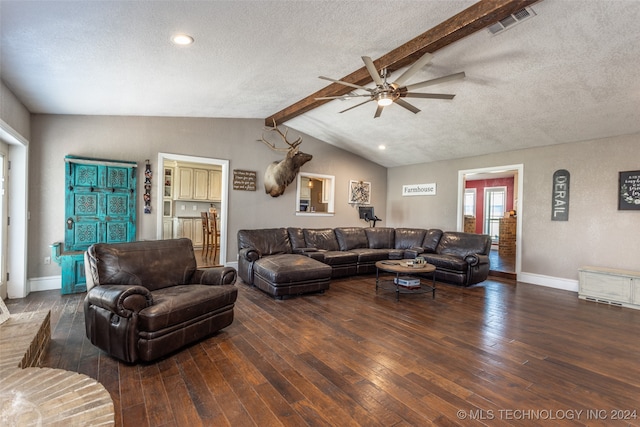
316, 52, 465, 118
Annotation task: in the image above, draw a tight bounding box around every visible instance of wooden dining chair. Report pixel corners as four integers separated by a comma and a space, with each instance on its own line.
200, 212, 212, 258
208, 211, 220, 264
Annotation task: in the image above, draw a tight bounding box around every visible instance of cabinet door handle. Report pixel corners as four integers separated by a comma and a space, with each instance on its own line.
66, 218, 74, 230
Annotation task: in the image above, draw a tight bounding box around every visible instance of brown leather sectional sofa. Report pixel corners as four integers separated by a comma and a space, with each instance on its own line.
237, 227, 492, 298
84, 238, 238, 363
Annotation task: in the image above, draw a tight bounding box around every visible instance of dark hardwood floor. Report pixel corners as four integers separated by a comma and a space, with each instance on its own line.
6, 277, 640, 427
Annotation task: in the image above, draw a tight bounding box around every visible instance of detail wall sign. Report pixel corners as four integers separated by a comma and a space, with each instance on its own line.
618, 170, 640, 210
402, 183, 436, 196
233, 169, 257, 191
551, 169, 570, 221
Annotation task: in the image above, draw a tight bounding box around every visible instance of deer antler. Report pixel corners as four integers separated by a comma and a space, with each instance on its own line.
258, 118, 302, 152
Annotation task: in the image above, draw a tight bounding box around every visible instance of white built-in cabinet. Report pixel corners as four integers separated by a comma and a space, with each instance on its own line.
193, 169, 209, 200
176, 168, 194, 200
173, 217, 204, 248
578, 266, 640, 310
300, 177, 311, 199
208, 169, 222, 201
174, 166, 221, 202
162, 219, 173, 238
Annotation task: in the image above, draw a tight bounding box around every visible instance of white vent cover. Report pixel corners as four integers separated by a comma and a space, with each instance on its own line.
488, 7, 536, 35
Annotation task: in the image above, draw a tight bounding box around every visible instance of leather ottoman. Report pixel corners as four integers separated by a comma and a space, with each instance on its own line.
252, 254, 331, 299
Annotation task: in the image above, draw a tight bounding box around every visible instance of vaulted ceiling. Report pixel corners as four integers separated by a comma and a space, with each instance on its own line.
1, 0, 639, 167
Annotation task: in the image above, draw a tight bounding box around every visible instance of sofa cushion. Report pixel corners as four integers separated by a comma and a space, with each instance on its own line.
238, 228, 292, 256
436, 232, 491, 258
334, 227, 368, 251
394, 228, 427, 249
286, 227, 307, 250
422, 254, 468, 271
138, 284, 237, 333
88, 238, 197, 291
253, 254, 331, 286
349, 248, 392, 262
364, 227, 395, 249
303, 228, 340, 251
321, 251, 358, 266
422, 229, 444, 253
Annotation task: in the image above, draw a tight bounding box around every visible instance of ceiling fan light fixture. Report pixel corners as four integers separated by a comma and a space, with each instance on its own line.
377, 93, 393, 106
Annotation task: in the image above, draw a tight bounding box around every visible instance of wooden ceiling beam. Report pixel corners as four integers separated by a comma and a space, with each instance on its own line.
265, 0, 540, 126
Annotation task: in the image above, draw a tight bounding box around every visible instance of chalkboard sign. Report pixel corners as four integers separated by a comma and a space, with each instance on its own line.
619, 170, 640, 210
233, 169, 257, 191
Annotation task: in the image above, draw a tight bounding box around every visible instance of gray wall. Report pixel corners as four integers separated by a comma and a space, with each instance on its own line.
29, 114, 387, 278
387, 133, 640, 281
25, 113, 640, 285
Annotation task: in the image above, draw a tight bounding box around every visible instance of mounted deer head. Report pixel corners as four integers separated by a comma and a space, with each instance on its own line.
259, 120, 312, 197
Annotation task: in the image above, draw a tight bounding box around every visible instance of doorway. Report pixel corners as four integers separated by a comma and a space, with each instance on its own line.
457, 164, 523, 278
0, 151, 7, 299
156, 153, 229, 266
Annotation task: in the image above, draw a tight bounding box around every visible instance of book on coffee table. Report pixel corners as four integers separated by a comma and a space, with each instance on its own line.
394, 276, 421, 289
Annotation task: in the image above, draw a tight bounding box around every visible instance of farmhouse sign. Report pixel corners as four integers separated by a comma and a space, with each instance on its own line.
233, 169, 257, 191
402, 183, 437, 196
551, 169, 570, 221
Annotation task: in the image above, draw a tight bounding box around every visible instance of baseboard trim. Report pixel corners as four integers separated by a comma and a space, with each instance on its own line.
519, 272, 578, 292
31, 270, 577, 294
29, 276, 61, 293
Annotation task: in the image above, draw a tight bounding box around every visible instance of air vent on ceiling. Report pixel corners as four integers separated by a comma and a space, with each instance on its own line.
487, 7, 536, 35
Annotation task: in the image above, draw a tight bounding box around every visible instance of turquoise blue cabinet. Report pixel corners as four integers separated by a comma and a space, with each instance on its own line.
51, 243, 86, 294
54, 156, 137, 294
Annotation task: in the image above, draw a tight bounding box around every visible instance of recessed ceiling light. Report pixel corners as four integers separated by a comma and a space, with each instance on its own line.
171, 34, 194, 46
378, 145, 386, 150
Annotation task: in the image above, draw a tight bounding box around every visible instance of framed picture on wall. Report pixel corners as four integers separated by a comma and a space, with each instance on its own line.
618, 170, 640, 210
349, 180, 371, 205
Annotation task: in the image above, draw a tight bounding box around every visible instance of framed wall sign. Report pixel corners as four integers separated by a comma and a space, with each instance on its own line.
402, 183, 436, 196
233, 169, 257, 191
619, 170, 640, 210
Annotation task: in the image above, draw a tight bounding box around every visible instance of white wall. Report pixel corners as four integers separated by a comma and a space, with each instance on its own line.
387, 134, 640, 287
29, 114, 387, 281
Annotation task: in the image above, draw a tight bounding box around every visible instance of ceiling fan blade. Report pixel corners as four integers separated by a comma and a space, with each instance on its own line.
339, 99, 374, 114
395, 98, 421, 114
362, 56, 384, 86
401, 93, 456, 100
404, 72, 466, 91
315, 94, 371, 100
391, 52, 433, 89
374, 104, 384, 118
319, 76, 372, 92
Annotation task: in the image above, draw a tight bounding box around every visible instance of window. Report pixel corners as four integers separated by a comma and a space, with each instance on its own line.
296, 172, 335, 216
464, 188, 476, 217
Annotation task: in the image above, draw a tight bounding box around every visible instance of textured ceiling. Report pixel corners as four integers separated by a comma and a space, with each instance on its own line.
1, 0, 639, 167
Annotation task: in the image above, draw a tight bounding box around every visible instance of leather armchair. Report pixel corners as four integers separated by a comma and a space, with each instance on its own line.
84, 238, 237, 363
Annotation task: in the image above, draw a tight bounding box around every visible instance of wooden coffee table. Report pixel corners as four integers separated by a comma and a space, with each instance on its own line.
375, 260, 436, 301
